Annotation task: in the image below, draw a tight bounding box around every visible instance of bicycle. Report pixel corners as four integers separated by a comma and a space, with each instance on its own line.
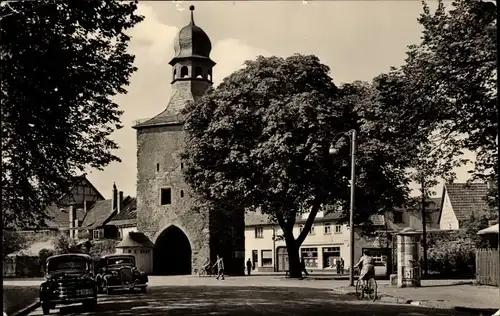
197, 264, 216, 277
355, 277, 377, 301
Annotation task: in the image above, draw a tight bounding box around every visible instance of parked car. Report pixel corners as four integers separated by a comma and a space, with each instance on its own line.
95, 254, 148, 294
39, 253, 97, 315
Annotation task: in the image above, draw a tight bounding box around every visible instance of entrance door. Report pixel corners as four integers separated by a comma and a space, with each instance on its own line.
276, 247, 289, 272
252, 250, 258, 270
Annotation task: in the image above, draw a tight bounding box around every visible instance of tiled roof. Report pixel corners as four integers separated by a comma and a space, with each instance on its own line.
81, 200, 113, 229
133, 110, 184, 129
107, 198, 137, 227
244, 208, 344, 227
44, 204, 87, 229
445, 182, 489, 223
8, 239, 55, 257
117, 232, 154, 248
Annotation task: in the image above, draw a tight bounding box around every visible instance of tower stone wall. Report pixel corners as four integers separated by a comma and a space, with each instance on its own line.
134, 6, 244, 275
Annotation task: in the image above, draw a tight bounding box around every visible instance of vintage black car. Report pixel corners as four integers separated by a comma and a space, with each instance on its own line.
39, 254, 97, 315
95, 254, 148, 294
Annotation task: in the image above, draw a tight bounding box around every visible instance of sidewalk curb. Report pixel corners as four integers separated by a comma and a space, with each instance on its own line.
332, 288, 497, 312
10, 300, 40, 316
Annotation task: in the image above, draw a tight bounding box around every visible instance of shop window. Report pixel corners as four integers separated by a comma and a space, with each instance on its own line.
300, 247, 318, 268
322, 247, 341, 269
261, 250, 272, 267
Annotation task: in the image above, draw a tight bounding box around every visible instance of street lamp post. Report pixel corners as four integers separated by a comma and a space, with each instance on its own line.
329, 129, 357, 287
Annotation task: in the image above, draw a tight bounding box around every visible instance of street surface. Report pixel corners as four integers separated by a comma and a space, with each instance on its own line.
28, 286, 480, 316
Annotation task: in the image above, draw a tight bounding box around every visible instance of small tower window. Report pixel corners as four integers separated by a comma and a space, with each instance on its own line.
156, 163, 160, 172
160, 188, 172, 205
181, 66, 188, 78
208, 69, 212, 81
180, 190, 184, 198
173, 68, 177, 80
194, 66, 203, 78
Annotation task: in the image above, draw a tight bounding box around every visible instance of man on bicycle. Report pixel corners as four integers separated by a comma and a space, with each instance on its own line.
353, 249, 375, 287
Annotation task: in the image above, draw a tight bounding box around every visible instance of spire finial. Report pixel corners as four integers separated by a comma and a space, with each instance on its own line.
189, 5, 195, 25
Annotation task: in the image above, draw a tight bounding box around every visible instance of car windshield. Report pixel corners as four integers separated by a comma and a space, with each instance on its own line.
47, 256, 89, 272
107, 257, 134, 266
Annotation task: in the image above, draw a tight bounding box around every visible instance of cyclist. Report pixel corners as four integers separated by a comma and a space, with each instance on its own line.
353, 249, 375, 288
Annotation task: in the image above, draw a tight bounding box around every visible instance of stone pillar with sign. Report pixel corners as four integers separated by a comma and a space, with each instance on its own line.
396, 228, 422, 288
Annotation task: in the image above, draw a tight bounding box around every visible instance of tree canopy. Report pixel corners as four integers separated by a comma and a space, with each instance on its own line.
182, 54, 427, 277
389, 0, 497, 182
1, 0, 143, 228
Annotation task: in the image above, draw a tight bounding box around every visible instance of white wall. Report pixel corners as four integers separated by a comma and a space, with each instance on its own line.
439, 192, 460, 230
119, 226, 137, 239
115, 247, 153, 274
245, 221, 351, 271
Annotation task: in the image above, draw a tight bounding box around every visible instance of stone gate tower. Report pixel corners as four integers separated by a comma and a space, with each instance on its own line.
133, 6, 244, 276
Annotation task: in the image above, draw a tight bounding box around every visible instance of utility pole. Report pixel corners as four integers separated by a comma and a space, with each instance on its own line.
349, 129, 357, 287
421, 178, 428, 279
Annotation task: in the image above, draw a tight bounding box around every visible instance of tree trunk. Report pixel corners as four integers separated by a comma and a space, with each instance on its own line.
285, 236, 302, 278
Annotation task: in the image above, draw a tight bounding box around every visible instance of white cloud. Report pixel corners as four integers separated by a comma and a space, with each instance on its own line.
211, 38, 271, 85
127, 4, 178, 66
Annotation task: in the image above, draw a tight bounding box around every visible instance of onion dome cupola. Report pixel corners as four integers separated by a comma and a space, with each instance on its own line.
169, 5, 216, 83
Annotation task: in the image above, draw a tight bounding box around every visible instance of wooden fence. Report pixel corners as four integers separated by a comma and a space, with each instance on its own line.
476, 248, 499, 286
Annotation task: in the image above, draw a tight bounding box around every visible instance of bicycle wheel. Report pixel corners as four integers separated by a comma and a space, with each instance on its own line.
355, 279, 364, 299
367, 278, 377, 301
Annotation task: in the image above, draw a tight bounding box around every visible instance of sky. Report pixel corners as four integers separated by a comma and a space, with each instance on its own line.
85, 0, 475, 199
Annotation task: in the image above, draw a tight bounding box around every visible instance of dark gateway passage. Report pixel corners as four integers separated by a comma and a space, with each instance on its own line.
153, 226, 192, 275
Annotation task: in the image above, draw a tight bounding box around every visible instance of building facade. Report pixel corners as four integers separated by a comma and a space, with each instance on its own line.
438, 182, 489, 230
245, 199, 442, 276
132, 6, 244, 275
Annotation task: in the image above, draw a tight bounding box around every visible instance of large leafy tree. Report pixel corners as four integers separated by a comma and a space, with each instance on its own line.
182, 55, 423, 278
396, 0, 497, 180
1, 1, 143, 228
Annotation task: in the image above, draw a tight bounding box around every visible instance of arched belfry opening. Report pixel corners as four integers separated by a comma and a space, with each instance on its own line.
194, 66, 203, 79
180, 66, 189, 78
153, 226, 192, 275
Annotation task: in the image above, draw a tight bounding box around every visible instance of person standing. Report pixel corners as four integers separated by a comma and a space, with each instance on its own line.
213, 254, 225, 280
246, 258, 252, 276
300, 256, 309, 276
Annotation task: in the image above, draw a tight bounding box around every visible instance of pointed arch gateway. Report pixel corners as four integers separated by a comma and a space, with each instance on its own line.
153, 225, 192, 275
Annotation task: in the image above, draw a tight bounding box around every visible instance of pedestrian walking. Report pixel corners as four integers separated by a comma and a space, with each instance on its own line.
300, 256, 309, 276
336, 259, 341, 274
213, 254, 225, 280
246, 258, 252, 276
340, 258, 345, 274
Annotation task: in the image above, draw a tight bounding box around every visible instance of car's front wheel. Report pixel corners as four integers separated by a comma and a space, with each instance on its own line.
83, 298, 97, 310
42, 303, 51, 315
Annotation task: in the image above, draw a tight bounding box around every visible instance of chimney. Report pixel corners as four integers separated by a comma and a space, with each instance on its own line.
69, 206, 75, 238
447, 179, 454, 184
118, 191, 124, 214
112, 183, 118, 212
